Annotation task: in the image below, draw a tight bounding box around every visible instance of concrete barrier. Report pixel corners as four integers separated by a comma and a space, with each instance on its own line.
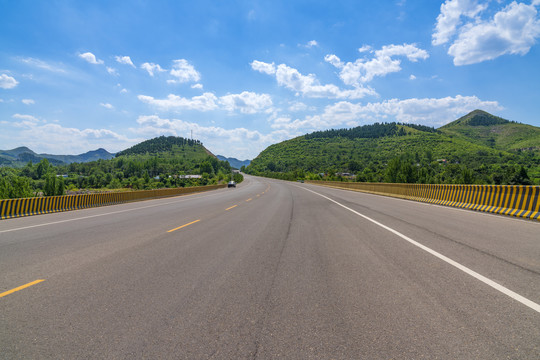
0, 184, 226, 220
306, 181, 540, 221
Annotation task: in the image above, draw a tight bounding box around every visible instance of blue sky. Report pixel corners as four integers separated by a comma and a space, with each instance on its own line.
1, 0, 540, 159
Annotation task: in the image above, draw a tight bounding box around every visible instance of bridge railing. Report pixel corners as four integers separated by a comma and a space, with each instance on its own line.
0, 184, 226, 220
306, 181, 540, 221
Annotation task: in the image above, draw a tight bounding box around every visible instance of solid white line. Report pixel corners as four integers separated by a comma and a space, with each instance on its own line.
301, 186, 540, 314
0, 190, 223, 234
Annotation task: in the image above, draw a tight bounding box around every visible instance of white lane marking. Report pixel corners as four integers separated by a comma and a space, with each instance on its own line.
0, 190, 224, 234
301, 186, 540, 314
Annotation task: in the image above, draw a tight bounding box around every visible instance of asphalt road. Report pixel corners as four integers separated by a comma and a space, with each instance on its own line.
1, 175, 539, 359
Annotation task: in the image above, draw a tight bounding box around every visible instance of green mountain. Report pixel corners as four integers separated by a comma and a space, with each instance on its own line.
115, 136, 213, 160
0, 147, 114, 167
246, 110, 540, 185
216, 155, 251, 169
439, 110, 540, 151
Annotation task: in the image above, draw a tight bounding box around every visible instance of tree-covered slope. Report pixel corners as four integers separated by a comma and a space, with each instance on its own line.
246, 111, 540, 185
116, 136, 213, 159
439, 110, 540, 151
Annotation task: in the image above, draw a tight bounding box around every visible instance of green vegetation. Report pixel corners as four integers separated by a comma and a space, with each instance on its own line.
0, 136, 242, 199
246, 110, 540, 185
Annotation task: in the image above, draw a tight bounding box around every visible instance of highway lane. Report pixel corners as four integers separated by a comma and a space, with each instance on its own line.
1, 175, 539, 358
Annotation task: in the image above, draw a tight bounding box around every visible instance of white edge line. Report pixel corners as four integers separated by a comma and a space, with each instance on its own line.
301, 186, 540, 314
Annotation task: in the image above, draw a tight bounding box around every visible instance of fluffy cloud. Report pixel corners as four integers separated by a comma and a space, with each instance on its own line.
250, 60, 276, 75
138, 91, 273, 114
138, 93, 219, 111
252, 61, 375, 99
220, 91, 273, 114
449, 2, 540, 65
22, 99, 35, 105
269, 95, 502, 131
433, 0, 540, 65
169, 59, 201, 83
432, 0, 488, 46
115, 55, 135, 67
78, 52, 104, 65
325, 43, 429, 86
141, 62, 166, 76
0, 74, 18, 89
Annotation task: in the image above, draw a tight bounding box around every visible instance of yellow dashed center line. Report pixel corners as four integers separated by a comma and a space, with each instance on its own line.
226, 205, 238, 211
0, 279, 45, 298
168, 219, 201, 233
246, 198, 252, 202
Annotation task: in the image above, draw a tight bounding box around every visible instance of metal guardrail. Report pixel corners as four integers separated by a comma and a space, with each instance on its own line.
306, 181, 540, 221
0, 184, 226, 220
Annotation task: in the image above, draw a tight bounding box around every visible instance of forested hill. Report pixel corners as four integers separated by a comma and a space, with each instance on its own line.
116, 136, 213, 158
246, 110, 540, 185
305, 122, 438, 140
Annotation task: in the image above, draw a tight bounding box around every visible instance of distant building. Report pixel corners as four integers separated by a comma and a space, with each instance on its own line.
178, 174, 202, 179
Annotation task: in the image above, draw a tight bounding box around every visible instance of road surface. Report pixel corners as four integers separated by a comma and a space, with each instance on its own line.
1, 175, 539, 358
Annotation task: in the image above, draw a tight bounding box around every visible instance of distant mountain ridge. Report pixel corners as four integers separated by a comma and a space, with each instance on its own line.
0, 147, 115, 167
216, 155, 251, 169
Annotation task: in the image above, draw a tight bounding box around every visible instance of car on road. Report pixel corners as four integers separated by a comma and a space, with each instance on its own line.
228, 181, 236, 188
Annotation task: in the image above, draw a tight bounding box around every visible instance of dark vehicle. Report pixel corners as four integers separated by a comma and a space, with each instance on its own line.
228, 181, 236, 188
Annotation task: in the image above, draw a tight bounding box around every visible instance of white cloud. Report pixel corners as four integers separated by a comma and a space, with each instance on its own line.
141, 62, 166, 76
288, 101, 310, 112
78, 52, 104, 65
100, 103, 114, 110
138, 91, 273, 114
169, 59, 201, 83
250, 60, 276, 75
409, 74, 417, 80
138, 93, 219, 112
325, 43, 429, 86
0, 74, 18, 89
115, 55, 135, 67
252, 61, 375, 99
433, 1, 540, 65
20, 57, 66, 73
22, 99, 35, 105
4, 115, 135, 154
219, 91, 273, 114
432, 0, 488, 46
269, 95, 502, 131
300, 40, 319, 48
12, 113, 40, 124
449, 2, 540, 65
107, 67, 119, 76
120, 88, 128, 94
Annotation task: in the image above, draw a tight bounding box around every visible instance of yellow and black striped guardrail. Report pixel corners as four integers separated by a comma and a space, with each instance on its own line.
0, 184, 226, 220
306, 181, 540, 221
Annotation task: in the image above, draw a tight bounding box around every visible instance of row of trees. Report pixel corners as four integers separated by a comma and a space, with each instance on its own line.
247, 151, 535, 186
0, 155, 242, 199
